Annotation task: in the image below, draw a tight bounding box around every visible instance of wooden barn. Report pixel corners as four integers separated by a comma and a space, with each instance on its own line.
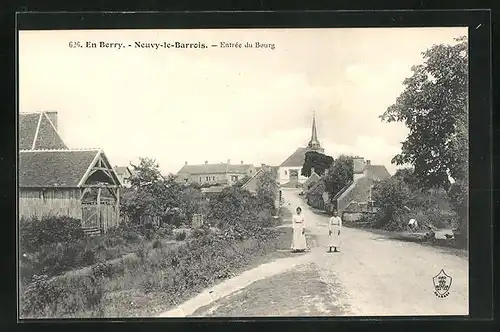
19, 149, 123, 234
19, 111, 123, 235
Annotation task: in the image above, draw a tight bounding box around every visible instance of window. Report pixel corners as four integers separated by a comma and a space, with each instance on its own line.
206, 176, 210, 181
231, 175, 239, 182
285, 170, 287, 175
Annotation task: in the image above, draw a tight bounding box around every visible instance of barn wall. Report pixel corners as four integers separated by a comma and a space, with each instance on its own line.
19, 188, 83, 220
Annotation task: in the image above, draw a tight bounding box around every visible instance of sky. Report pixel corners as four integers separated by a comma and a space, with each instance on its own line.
19, 27, 467, 175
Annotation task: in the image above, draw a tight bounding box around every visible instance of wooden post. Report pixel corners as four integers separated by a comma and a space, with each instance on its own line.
97, 188, 102, 234
116, 187, 120, 227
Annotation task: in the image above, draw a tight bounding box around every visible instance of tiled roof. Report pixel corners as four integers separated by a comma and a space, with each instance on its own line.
242, 169, 280, 192
227, 164, 253, 173
364, 165, 391, 181
19, 112, 67, 150
114, 166, 132, 177
332, 180, 354, 200
19, 113, 39, 150
177, 163, 253, 175
303, 172, 321, 188
280, 147, 308, 167
306, 178, 325, 196
19, 149, 99, 188
337, 177, 374, 212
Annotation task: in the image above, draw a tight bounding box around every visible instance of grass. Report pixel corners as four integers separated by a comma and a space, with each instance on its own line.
19, 226, 176, 284
19, 225, 292, 318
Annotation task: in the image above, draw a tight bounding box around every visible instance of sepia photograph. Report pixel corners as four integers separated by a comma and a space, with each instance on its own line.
18, 26, 469, 319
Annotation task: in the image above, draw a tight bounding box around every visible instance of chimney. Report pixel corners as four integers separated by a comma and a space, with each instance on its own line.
311, 167, 315, 175
353, 156, 366, 174
45, 111, 58, 130
241, 160, 243, 164
205, 161, 208, 164
185, 161, 188, 165
227, 159, 230, 164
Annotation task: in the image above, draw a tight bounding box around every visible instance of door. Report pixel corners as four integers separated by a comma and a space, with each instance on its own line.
289, 169, 299, 182
82, 203, 100, 230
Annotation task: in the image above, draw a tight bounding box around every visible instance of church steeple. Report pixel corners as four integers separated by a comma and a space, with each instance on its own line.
307, 111, 323, 151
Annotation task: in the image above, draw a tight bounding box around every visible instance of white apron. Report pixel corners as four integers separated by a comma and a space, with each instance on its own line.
328, 216, 342, 248
291, 214, 307, 251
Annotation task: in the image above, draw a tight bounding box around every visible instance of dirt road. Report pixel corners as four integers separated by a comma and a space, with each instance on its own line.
158, 189, 468, 317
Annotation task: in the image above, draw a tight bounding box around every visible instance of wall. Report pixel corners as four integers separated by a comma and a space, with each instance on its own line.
278, 166, 308, 185
186, 173, 227, 185
19, 188, 83, 220
20, 187, 121, 233
342, 211, 375, 222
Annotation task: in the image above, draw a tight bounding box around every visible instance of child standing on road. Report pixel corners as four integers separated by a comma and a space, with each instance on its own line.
328, 209, 342, 252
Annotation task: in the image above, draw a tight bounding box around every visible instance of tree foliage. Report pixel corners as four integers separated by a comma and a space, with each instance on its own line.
323, 155, 354, 197
256, 170, 279, 212
121, 157, 199, 225
380, 36, 468, 245
301, 151, 334, 177
380, 36, 468, 189
207, 186, 270, 230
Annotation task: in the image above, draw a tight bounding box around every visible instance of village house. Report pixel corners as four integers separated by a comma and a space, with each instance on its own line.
19, 111, 123, 235
279, 113, 326, 187
241, 165, 281, 210
176, 160, 256, 186
114, 166, 133, 188
333, 157, 391, 221
302, 168, 321, 192
305, 177, 327, 210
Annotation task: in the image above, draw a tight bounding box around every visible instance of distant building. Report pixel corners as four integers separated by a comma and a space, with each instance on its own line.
241, 166, 281, 210
302, 168, 321, 192
114, 166, 132, 188
333, 157, 391, 216
305, 177, 326, 210
279, 113, 326, 187
176, 160, 256, 186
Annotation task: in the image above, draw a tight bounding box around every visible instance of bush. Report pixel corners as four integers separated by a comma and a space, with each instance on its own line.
20, 216, 85, 253
152, 238, 162, 249
175, 231, 187, 241
20, 272, 105, 318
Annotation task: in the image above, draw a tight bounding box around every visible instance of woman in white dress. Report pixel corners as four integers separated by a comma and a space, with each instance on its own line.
291, 207, 307, 252
328, 209, 342, 252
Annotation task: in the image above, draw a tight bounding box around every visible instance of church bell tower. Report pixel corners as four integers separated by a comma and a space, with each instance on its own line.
307, 112, 324, 153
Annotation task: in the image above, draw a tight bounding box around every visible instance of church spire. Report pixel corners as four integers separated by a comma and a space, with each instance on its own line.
307, 111, 322, 151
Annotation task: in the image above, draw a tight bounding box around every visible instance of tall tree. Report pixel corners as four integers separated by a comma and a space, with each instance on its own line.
301, 151, 334, 177
121, 158, 183, 224
380, 36, 469, 246
380, 36, 468, 189
323, 155, 354, 197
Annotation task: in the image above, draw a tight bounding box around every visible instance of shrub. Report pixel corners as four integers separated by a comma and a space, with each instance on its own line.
81, 249, 97, 266
192, 228, 206, 238
135, 244, 148, 261
175, 231, 187, 241
20, 216, 85, 253
91, 262, 114, 279
152, 238, 162, 249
